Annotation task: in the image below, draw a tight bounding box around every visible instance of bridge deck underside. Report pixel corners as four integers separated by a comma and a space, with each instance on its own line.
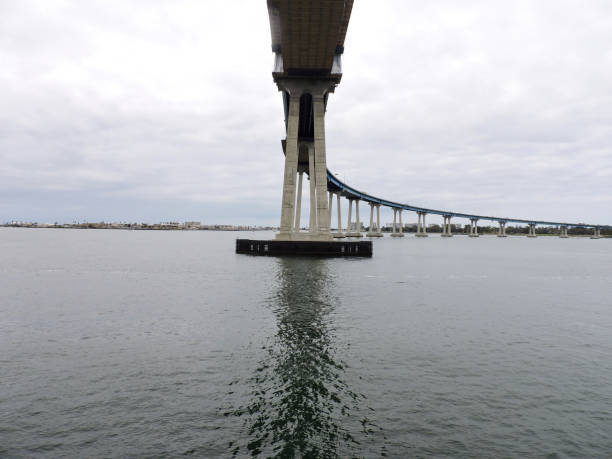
268, 0, 353, 77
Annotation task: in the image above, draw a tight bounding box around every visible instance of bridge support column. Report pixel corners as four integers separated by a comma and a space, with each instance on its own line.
392, 209, 404, 237
308, 145, 317, 234
313, 94, 331, 236
333, 193, 345, 238
276, 92, 301, 240
328, 191, 333, 223
346, 198, 353, 236
275, 82, 333, 242
442, 215, 453, 237
294, 171, 303, 232
498, 221, 508, 237
469, 218, 479, 237
560, 226, 568, 238
351, 200, 362, 237
591, 227, 601, 239
527, 223, 536, 238
416, 212, 428, 237
366, 203, 382, 237
346, 198, 362, 237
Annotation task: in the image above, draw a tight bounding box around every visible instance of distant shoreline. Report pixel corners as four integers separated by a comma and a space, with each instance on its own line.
1, 224, 607, 237
1, 223, 276, 231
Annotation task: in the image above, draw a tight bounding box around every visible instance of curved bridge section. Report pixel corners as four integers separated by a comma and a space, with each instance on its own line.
326, 170, 608, 230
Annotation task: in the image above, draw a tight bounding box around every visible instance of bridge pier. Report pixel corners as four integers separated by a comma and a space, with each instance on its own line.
441, 215, 453, 237
391, 208, 404, 237
346, 198, 362, 237
469, 218, 479, 237
333, 193, 345, 238
240, 0, 370, 256
346, 198, 353, 236
591, 227, 601, 239
293, 171, 304, 232
366, 203, 383, 237
416, 212, 428, 237
276, 91, 300, 240
274, 82, 335, 242
497, 221, 508, 237
527, 223, 537, 237
313, 94, 331, 235
308, 144, 317, 234
559, 226, 569, 238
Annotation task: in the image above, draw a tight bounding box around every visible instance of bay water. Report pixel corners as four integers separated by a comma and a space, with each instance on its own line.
1, 228, 611, 457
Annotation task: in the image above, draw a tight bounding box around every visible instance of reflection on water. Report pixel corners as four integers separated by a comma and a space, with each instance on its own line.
227, 258, 383, 458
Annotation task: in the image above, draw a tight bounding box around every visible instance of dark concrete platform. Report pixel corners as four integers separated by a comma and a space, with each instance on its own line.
236, 239, 372, 257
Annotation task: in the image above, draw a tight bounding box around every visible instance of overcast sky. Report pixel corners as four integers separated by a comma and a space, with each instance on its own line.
1, 0, 611, 225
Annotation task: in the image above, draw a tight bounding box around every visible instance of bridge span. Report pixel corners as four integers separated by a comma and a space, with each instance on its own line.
241, 0, 608, 256
326, 170, 609, 238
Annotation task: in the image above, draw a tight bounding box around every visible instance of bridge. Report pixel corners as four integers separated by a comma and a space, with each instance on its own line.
238, 1, 607, 256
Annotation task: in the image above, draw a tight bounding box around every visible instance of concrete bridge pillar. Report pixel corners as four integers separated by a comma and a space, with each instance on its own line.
591, 227, 601, 239
333, 193, 345, 238
469, 218, 479, 237
308, 144, 317, 234
416, 212, 428, 237
293, 171, 303, 232
274, 81, 334, 242
497, 221, 508, 237
328, 191, 333, 225
277, 92, 300, 239
527, 223, 537, 237
560, 226, 569, 238
442, 215, 453, 237
392, 209, 404, 237
346, 199, 362, 237
355, 200, 362, 237
346, 198, 353, 236
366, 203, 383, 237
313, 94, 330, 235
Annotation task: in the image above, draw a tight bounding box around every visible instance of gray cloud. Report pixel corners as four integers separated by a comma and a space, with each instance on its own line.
1, 0, 611, 225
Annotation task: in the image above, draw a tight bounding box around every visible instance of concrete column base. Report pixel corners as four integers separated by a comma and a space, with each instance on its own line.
469, 234, 479, 238
366, 232, 383, 237
559, 235, 569, 238
237, 239, 372, 257
441, 234, 453, 237
527, 235, 537, 238
415, 233, 429, 238
333, 233, 346, 238
590, 236, 601, 239
346, 232, 363, 238
390, 233, 405, 238
497, 234, 508, 238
